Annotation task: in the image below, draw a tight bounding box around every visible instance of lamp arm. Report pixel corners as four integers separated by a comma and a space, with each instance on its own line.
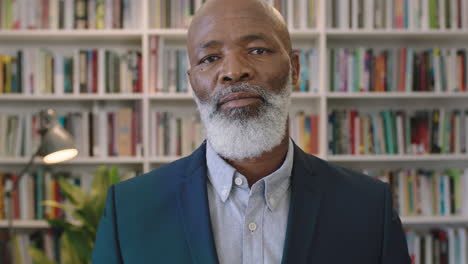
5, 147, 41, 196
3, 147, 41, 255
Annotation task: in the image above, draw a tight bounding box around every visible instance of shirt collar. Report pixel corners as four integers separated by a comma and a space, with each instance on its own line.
206, 141, 236, 202
206, 138, 294, 211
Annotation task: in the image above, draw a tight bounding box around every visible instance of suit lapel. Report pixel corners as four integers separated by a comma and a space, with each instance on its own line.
177, 142, 219, 264
281, 144, 323, 264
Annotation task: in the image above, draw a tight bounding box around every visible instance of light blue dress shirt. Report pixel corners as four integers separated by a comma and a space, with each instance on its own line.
206, 139, 294, 264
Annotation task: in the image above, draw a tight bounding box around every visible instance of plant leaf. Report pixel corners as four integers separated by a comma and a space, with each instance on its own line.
60, 233, 84, 264
57, 177, 86, 207
42, 200, 74, 213
28, 247, 57, 264
63, 230, 93, 263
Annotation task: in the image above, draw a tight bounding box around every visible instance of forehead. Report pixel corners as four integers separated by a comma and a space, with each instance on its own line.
188, 12, 283, 52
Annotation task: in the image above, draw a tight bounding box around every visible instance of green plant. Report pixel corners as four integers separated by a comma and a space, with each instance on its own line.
28, 165, 120, 264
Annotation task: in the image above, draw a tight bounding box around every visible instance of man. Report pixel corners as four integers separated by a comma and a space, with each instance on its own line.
92, 0, 411, 263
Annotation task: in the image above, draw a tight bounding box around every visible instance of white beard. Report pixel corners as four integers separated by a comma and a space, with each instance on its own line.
194, 72, 292, 160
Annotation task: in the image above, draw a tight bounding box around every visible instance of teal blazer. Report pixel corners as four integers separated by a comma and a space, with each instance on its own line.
92, 142, 410, 263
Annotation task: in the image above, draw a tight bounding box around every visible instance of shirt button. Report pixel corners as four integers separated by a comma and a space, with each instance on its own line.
248, 222, 257, 232
234, 177, 243, 186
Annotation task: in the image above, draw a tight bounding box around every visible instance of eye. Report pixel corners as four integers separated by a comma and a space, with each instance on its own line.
200, 55, 220, 64
249, 48, 269, 55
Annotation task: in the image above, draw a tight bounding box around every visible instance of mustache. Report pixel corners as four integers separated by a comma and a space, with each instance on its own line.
210, 84, 269, 110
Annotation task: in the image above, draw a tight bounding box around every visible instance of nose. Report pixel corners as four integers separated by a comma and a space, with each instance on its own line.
218, 54, 254, 85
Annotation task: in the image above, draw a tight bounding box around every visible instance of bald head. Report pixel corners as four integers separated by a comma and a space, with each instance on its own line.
187, 0, 292, 59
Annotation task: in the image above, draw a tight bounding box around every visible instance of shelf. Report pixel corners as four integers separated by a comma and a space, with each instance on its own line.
147, 29, 321, 39
0, 157, 144, 165
289, 29, 321, 39
327, 154, 468, 162
291, 92, 322, 99
0, 94, 144, 101
0, 29, 143, 40
0, 220, 81, 229
149, 93, 194, 100
0, 220, 49, 229
327, 92, 468, 99
326, 29, 468, 40
147, 29, 189, 39
401, 216, 468, 226
60, 157, 145, 165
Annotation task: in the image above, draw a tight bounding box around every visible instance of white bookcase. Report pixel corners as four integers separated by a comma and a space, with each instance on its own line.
0, 0, 467, 230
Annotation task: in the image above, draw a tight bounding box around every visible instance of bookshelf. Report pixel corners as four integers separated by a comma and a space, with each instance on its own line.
0, 0, 468, 258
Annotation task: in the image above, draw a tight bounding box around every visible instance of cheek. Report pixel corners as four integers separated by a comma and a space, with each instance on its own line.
263, 56, 290, 91
190, 68, 215, 101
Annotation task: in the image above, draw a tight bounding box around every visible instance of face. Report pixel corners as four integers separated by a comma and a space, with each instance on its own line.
187, 5, 300, 111
186, 2, 300, 160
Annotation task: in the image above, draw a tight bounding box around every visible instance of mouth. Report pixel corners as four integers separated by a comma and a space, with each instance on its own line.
217, 91, 264, 110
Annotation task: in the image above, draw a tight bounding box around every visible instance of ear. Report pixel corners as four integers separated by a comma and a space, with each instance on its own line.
290, 51, 300, 86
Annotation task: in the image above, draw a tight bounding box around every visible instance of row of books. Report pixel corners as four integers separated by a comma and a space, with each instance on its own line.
368, 168, 468, 217
1, 230, 61, 264
267, 0, 318, 29
329, 47, 468, 93
0, 49, 143, 95
328, 109, 468, 155
150, 111, 204, 157
289, 112, 319, 155
150, 0, 203, 29
0, 105, 143, 159
60, 107, 143, 158
0, 169, 68, 221
328, 0, 468, 30
406, 228, 468, 264
0, 0, 140, 30
160, 47, 190, 94
148, 37, 194, 94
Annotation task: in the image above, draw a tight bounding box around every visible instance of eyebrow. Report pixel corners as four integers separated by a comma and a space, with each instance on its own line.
197, 40, 222, 51
196, 34, 270, 52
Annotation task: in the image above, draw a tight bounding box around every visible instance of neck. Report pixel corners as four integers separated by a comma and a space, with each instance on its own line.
224, 134, 289, 187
